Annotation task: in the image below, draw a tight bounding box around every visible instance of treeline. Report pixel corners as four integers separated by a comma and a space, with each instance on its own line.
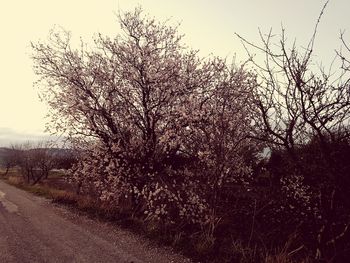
0, 143, 76, 184
30, 6, 350, 262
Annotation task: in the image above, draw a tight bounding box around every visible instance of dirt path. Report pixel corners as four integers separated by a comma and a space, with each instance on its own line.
0, 180, 193, 263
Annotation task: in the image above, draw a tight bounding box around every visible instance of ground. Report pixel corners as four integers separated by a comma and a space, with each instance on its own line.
0, 179, 193, 263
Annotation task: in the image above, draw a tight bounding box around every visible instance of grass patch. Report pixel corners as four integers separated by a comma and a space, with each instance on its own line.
5, 174, 68, 199
2, 172, 125, 221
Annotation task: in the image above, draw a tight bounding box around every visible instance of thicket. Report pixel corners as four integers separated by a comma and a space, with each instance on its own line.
31, 5, 350, 262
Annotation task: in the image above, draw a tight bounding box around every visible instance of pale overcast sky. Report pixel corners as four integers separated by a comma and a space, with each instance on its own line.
0, 0, 349, 146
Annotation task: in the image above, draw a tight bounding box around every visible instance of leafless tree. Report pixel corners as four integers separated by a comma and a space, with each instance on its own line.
1, 145, 21, 176
14, 142, 57, 185
236, 1, 350, 260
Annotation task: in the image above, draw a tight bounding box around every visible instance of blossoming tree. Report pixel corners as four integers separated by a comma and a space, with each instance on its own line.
32, 8, 258, 235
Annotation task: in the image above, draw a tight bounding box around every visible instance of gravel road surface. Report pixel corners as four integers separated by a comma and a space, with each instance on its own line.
0, 180, 192, 263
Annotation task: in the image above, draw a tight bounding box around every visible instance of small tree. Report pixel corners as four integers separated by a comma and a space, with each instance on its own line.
15, 142, 57, 185
0, 146, 21, 176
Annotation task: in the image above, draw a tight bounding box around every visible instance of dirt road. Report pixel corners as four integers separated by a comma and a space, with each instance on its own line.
0, 180, 192, 263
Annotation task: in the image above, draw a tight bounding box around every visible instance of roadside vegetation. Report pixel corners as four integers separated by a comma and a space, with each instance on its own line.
1, 2, 350, 262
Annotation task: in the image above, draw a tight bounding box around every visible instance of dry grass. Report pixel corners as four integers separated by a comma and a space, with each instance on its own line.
2, 171, 122, 221
0, 169, 312, 263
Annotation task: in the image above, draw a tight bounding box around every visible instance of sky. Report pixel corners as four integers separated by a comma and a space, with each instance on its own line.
0, 0, 349, 146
